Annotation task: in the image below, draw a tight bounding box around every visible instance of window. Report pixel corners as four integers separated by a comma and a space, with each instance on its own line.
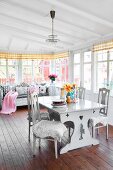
8, 60, 18, 84
109, 61, 113, 90
34, 60, 51, 82
109, 49, 113, 94
74, 53, 80, 86
0, 59, 18, 85
83, 51, 91, 90
0, 59, 6, 84
22, 60, 32, 83
55, 58, 68, 83
95, 50, 108, 91
96, 51, 108, 91
21, 58, 68, 84
94, 49, 113, 95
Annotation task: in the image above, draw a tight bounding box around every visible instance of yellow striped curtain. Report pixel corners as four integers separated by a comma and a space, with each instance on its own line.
92, 40, 113, 52
0, 52, 69, 60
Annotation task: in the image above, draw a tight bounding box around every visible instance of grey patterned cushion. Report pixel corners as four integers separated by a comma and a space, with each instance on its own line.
20, 82, 29, 87
40, 112, 50, 120
28, 112, 49, 121
33, 120, 67, 142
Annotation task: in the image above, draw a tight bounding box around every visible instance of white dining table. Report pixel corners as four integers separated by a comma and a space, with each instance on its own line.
39, 96, 106, 154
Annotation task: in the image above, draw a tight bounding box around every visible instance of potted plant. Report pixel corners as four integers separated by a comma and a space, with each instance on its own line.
48, 74, 57, 83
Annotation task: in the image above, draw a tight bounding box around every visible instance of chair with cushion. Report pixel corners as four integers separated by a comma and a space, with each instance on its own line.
27, 89, 49, 142
30, 92, 67, 159
78, 87, 85, 99
89, 88, 110, 139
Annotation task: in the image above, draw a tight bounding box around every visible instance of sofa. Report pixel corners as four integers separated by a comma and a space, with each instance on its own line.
14, 82, 49, 106
0, 82, 49, 107
0, 82, 61, 107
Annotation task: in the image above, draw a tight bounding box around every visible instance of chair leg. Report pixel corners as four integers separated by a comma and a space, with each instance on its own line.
28, 121, 31, 142
54, 139, 58, 159
39, 138, 41, 148
97, 126, 99, 135
33, 134, 36, 156
106, 124, 108, 140
68, 127, 71, 143
92, 126, 95, 138
92, 127, 93, 137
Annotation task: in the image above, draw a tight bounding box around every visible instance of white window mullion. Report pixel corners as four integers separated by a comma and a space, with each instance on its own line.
68, 51, 74, 83
32, 60, 34, 82
80, 51, 84, 87
107, 51, 110, 87
6, 59, 8, 83
91, 51, 94, 92
18, 59, 22, 84
94, 53, 98, 91
65, 60, 66, 82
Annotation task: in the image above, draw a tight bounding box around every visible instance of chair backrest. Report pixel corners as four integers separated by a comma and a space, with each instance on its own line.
98, 88, 110, 116
78, 87, 85, 99
30, 92, 41, 124
27, 87, 39, 118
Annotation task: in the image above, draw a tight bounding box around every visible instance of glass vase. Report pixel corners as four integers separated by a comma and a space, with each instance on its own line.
51, 79, 55, 84
66, 92, 71, 103
66, 96, 71, 103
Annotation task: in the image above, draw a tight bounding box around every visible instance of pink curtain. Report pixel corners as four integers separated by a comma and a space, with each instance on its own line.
0, 90, 18, 114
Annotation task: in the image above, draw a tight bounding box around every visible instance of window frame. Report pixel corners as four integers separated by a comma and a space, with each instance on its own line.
83, 51, 92, 90
74, 53, 81, 86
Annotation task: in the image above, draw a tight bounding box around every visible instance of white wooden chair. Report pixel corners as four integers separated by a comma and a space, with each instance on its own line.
27, 90, 49, 141
90, 88, 110, 139
78, 87, 85, 99
30, 92, 67, 159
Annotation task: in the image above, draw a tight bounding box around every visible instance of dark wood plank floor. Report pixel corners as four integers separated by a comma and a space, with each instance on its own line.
0, 107, 113, 170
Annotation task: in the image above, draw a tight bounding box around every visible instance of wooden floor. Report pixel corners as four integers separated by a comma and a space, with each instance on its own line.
0, 107, 113, 170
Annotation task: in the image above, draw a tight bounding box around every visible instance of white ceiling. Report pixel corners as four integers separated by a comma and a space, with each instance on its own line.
0, 0, 113, 54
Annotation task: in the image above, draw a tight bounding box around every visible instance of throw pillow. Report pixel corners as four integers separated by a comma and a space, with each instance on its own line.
39, 85, 46, 94
16, 87, 24, 95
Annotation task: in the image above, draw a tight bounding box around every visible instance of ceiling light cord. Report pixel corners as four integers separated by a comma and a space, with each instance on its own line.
46, 10, 60, 44
52, 18, 54, 37
50, 10, 55, 37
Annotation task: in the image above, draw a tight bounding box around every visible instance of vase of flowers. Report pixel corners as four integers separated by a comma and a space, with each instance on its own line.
48, 74, 57, 83
63, 83, 77, 103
